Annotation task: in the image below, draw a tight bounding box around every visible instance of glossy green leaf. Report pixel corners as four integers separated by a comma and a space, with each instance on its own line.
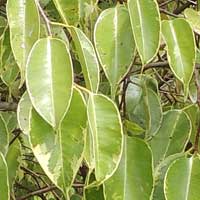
0, 115, 9, 155
184, 8, 200, 35
126, 75, 162, 138
17, 91, 32, 135
71, 27, 99, 92
53, 0, 90, 25
7, 0, 40, 86
94, 5, 135, 97
104, 136, 153, 200
0, 153, 9, 200
128, 0, 160, 64
26, 38, 73, 128
87, 93, 123, 182
150, 110, 191, 167
6, 140, 21, 192
153, 153, 185, 200
162, 19, 196, 99
30, 88, 86, 197
164, 157, 200, 200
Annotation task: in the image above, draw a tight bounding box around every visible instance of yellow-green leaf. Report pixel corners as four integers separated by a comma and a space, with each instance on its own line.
26, 38, 73, 128
94, 5, 135, 97
7, 0, 40, 86
162, 19, 196, 99
128, 0, 161, 65
87, 93, 123, 182
71, 27, 99, 92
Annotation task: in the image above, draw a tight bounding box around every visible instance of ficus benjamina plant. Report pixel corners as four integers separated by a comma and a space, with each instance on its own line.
0, 0, 200, 199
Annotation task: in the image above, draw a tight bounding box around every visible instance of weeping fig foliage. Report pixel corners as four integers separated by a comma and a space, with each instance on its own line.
1, 0, 200, 199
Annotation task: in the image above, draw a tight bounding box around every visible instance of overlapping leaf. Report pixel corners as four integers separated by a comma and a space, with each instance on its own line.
0, 153, 9, 200
94, 5, 135, 97
7, 0, 40, 86
126, 75, 162, 138
26, 38, 73, 128
128, 0, 160, 64
17, 91, 32, 135
53, 0, 90, 25
30, 88, 86, 198
87, 93, 123, 182
71, 27, 99, 92
165, 157, 200, 200
104, 136, 153, 200
162, 19, 196, 99
150, 110, 191, 167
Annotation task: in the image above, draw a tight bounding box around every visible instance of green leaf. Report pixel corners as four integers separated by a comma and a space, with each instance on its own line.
17, 91, 32, 135
30, 88, 86, 197
124, 119, 145, 136
71, 27, 99, 92
0, 153, 9, 200
6, 140, 21, 192
87, 93, 123, 182
150, 110, 191, 167
84, 185, 105, 200
184, 8, 200, 35
153, 153, 185, 200
26, 38, 73, 128
7, 0, 40, 86
94, 5, 135, 97
128, 0, 160, 64
164, 157, 200, 200
0, 115, 9, 155
126, 75, 162, 138
0, 27, 19, 87
53, 0, 90, 25
104, 136, 153, 200
162, 19, 196, 99
0, 16, 7, 38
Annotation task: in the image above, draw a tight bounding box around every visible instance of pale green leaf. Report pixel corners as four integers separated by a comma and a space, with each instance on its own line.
53, 0, 90, 25
164, 157, 200, 200
184, 8, 200, 35
94, 5, 135, 97
26, 38, 73, 128
128, 0, 160, 64
17, 91, 32, 135
87, 93, 123, 182
7, 0, 40, 86
153, 153, 185, 200
0, 153, 9, 200
104, 136, 153, 200
162, 19, 196, 99
30, 88, 86, 197
0, 115, 9, 155
150, 110, 191, 167
71, 27, 99, 92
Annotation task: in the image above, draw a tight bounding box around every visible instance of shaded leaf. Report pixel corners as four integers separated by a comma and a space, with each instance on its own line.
164, 157, 200, 200
150, 110, 191, 167
0, 153, 9, 200
0, 115, 9, 155
104, 136, 153, 200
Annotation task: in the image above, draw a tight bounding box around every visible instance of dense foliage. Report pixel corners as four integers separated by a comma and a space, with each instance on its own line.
0, 0, 200, 199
